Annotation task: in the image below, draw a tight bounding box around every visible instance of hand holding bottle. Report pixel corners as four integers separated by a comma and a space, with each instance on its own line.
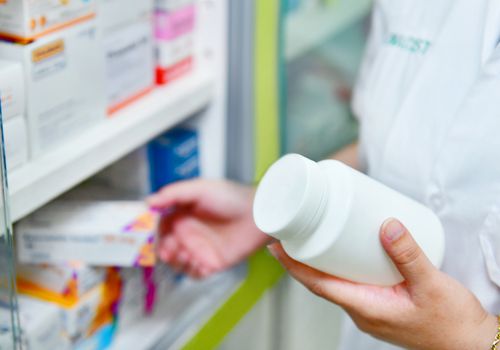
268, 219, 497, 350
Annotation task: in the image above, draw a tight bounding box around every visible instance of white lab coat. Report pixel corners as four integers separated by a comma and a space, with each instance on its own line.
339, 0, 500, 349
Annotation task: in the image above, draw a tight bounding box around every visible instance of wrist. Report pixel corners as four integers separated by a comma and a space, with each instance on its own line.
471, 313, 498, 350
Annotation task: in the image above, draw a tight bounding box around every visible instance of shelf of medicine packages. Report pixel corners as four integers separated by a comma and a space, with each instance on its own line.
285, 0, 372, 61
110, 264, 247, 350
8, 70, 213, 223
6, 69, 286, 349
110, 249, 285, 350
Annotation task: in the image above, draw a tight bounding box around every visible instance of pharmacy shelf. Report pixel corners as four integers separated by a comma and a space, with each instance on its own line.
8, 71, 214, 222
109, 265, 246, 350
285, 0, 372, 61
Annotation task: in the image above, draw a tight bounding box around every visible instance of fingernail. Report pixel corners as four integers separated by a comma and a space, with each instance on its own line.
149, 206, 162, 213
383, 219, 405, 242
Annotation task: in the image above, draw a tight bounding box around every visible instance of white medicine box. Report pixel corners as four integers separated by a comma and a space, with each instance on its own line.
99, 0, 155, 114
0, 20, 106, 157
99, 0, 153, 32
0, 60, 25, 121
0, 0, 96, 43
4, 115, 29, 172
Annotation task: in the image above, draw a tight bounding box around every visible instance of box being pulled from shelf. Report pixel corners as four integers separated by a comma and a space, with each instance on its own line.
0, 60, 24, 121
0, 19, 106, 158
16, 201, 158, 267
4, 115, 29, 172
0, 295, 71, 350
0, 0, 96, 43
155, 0, 196, 85
99, 0, 155, 115
17, 262, 106, 306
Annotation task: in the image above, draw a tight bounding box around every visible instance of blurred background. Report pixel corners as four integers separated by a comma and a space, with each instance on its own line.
0, 0, 371, 349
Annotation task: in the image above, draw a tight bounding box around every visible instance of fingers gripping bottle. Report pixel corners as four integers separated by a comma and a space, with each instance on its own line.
253, 154, 445, 286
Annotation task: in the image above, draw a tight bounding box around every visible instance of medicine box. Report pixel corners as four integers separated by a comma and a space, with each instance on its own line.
148, 127, 200, 192
99, 0, 155, 115
0, 60, 24, 121
0, 295, 71, 350
16, 274, 120, 342
0, 0, 96, 43
99, 0, 153, 31
60, 283, 115, 342
154, 0, 195, 84
4, 115, 29, 172
16, 201, 158, 267
155, 0, 195, 12
0, 20, 106, 157
17, 262, 106, 306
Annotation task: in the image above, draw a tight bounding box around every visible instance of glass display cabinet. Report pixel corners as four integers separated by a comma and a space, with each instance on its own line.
281, 0, 372, 160
0, 116, 21, 350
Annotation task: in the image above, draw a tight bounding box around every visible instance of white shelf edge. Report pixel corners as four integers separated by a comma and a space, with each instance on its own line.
285, 0, 372, 61
9, 71, 214, 222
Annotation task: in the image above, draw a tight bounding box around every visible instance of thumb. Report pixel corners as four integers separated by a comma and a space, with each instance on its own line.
380, 218, 436, 286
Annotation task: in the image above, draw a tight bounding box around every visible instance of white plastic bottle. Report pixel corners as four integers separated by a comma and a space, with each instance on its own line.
253, 154, 445, 286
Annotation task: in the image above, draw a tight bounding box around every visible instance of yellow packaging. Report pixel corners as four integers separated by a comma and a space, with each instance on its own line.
17, 262, 106, 307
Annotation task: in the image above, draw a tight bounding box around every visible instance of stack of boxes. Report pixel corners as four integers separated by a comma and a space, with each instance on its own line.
0, 21, 107, 157
0, 60, 28, 172
0, 0, 198, 173
0, 295, 71, 350
0, 1, 201, 348
0, 0, 105, 163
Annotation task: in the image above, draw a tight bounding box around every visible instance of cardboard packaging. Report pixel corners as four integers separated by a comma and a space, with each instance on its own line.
154, 0, 195, 84
155, 0, 195, 12
0, 0, 96, 43
0, 60, 24, 121
16, 270, 120, 343
0, 20, 106, 157
148, 127, 200, 192
100, 0, 153, 30
59, 284, 114, 341
16, 201, 158, 267
4, 115, 29, 172
103, 19, 155, 115
0, 295, 71, 350
99, 0, 155, 114
17, 262, 106, 306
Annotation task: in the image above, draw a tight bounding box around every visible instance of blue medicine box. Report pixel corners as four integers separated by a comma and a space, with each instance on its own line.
147, 127, 200, 192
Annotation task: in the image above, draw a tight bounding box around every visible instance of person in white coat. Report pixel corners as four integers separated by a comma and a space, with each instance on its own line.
147, 0, 500, 348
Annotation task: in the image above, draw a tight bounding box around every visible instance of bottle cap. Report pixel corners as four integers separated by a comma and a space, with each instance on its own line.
253, 154, 329, 241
